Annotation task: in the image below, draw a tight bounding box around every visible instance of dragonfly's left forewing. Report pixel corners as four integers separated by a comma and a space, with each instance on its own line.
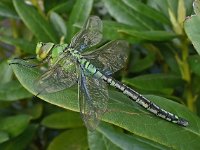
78, 67, 108, 130
35, 58, 77, 94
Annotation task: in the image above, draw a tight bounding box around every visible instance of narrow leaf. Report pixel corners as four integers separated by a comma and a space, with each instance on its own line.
49, 11, 67, 37
66, 0, 93, 42
122, 0, 170, 24
119, 30, 177, 41
0, 2, 18, 19
103, 0, 155, 30
97, 123, 167, 150
131, 52, 156, 73
123, 74, 184, 92
0, 36, 35, 54
13, 0, 59, 42
103, 21, 142, 43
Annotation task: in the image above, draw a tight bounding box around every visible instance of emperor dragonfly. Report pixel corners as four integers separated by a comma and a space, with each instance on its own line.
10, 16, 188, 130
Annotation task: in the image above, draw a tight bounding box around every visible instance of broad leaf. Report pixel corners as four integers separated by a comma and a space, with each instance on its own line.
0, 80, 32, 101
0, 114, 31, 138
9, 59, 200, 149
47, 128, 88, 150
0, 125, 37, 150
88, 129, 121, 150
189, 55, 200, 77
42, 111, 83, 129
0, 61, 13, 84
184, 14, 200, 55
96, 123, 168, 150
0, 131, 9, 144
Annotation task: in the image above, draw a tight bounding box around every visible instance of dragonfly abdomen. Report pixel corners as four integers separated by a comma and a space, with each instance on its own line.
102, 76, 188, 127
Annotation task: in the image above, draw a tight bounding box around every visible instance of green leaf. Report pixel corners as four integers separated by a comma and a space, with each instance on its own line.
66, 0, 93, 42
47, 128, 88, 150
0, 125, 37, 150
49, 11, 67, 37
123, 74, 184, 93
131, 52, 156, 73
103, 0, 157, 30
0, 36, 35, 54
48, 0, 75, 14
0, 2, 18, 19
0, 61, 13, 84
0, 114, 31, 138
42, 111, 83, 129
156, 43, 180, 74
0, 131, 9, 144
184, 15, 200, 55
88, 129, 121, 150
119, 30, 177, 41
10, 61, 200, 149
189, 55, 200, 76
122, 0, 170, 25
0, 80, 32, 101
13, 0, 59, 42
96, 123, 168, 150
103, 21, 142, 43
193, 0, 200, 15
24, 104, 43, 119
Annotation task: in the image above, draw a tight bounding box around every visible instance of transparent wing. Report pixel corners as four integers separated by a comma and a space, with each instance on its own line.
78, 67, 108, 130
70, 16, 103, 52
35, 56, 77, 94
83, 40, 129, 75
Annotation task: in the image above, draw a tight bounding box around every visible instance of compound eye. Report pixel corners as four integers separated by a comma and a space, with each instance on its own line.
36, 42, 54, 60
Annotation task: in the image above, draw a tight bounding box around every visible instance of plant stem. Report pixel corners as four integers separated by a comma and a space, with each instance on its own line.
177, 37, 195, 112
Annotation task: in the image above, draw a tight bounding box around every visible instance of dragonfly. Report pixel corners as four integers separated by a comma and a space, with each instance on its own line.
10, 16, 188, 130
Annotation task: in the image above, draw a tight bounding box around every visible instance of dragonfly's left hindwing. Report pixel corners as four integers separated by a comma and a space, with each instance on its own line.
35, 56, 77, 94
78, 66, 108, 130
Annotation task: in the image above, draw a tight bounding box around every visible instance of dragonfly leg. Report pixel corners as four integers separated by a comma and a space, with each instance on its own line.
9, 62, 39, 68
13, 56, 37, 60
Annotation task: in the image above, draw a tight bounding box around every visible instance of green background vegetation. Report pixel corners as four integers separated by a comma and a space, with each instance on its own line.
0, 0, 200, 149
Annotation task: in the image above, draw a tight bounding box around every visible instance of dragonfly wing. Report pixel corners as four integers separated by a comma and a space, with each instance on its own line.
70, 16, 103, 52
35, 57, 77, 94
83, 40, 129, 75
78, 67, 108, 130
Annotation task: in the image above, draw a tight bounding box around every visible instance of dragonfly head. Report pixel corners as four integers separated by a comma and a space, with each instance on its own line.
36, 42, 55, 61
